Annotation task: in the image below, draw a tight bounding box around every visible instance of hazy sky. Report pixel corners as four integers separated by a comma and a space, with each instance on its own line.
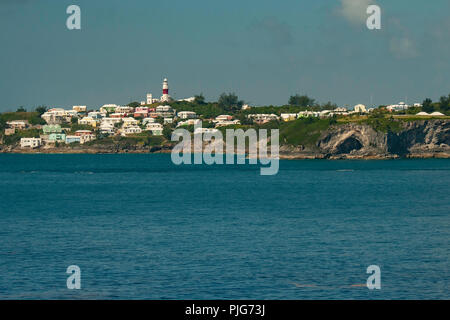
0, 0, 449, 111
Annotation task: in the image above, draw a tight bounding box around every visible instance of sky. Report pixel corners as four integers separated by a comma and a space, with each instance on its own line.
0, 0, 449, 111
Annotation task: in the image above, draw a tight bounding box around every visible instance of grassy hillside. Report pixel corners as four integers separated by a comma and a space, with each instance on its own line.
0, 112, 46, 125
278, 118, 336, 146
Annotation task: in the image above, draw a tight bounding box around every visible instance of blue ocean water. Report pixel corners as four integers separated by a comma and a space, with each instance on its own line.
0, 154, 448, 300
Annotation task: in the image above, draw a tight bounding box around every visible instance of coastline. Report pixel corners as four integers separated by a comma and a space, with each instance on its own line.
1, 147, 449, 160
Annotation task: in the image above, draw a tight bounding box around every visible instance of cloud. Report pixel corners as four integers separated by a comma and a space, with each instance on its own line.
337, 0, 375, 24
385, 18, 420, 59
389, 37, 418, 59
248, 16, 294, 48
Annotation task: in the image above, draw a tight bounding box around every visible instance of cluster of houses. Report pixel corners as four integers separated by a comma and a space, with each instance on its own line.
5, 98, 445, 149
19, 126, 96, 149
248, 106, 368, 125
13, 103, 246, 149
386, 102, 421, 112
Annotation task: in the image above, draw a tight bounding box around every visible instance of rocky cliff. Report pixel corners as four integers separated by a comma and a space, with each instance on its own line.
279, 119, 450, 159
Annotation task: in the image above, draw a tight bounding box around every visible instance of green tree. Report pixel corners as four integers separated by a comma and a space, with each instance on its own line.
162, 126, 172, 140
16, 106, 27, 112
194, 94, 206, 105
35, 105, 48, 116
0, 117, 6, 130
127, 101, 140, 108
422, 98, 434, 113
218, 93, 244, 111
288, 94, 315, 107
320, 101, 338, 110
439, 95, 449, 112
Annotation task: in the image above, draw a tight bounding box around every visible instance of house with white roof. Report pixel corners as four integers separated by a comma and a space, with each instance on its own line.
78, 117, 98, 127
145, 123, 163, 135
280, 113, 298, 122
121, 126, 142, 136
247, 114, 279, 124
20, 138, 42, 148
177, 111, 198, 119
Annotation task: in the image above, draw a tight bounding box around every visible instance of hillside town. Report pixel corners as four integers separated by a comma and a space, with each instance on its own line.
0, 78, 449, 151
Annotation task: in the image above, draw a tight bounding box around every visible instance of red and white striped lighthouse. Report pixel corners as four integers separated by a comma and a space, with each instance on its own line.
161, 78, 170, 102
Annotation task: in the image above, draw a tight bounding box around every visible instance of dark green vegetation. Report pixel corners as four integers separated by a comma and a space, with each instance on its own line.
278, 118, 337, 146
66, 123, 93, 133
360, 117, 402, 133
0, 112, 46, 125
214, 117, 338, 147
84, 132, 167, 149
421, 95, 450, 113
2, 129, 41, 145
218, 93, 244, 111
288, 94, 315, 107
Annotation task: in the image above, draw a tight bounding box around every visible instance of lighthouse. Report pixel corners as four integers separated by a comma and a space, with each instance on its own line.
161, 78, 171, 102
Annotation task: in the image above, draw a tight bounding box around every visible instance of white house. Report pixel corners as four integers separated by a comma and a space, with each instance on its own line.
142, 117, 156, 125
66, 134, 95, 144
145, 123, 163, 135
78, 117, 98, 127
178, 97, 196, 103
280, 113, 298, 122
115, 106, 134, 114
41, 108, 73, 124
215, 115, 233, 121
20, 138, 42, 148
387, 102, 409, 112
122, 126, 142, 136
101, 117, 123, 126
99, 123, 116, 135
247, 114, 279, 124
7, 120, 28, 130
122, 117, 139, 127
194, 128, 219, 135
177, 111, 198, 119
177, 119, 201, 127
354, 104, 367, 113
215, 120, 240, 127
155, 105, 175, 117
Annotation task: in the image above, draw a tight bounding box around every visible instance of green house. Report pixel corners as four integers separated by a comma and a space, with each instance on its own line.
49, 133, 66, 142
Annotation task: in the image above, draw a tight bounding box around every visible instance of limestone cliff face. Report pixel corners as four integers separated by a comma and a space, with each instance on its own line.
386, 120, 450, 157
280, 120, 450, 159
